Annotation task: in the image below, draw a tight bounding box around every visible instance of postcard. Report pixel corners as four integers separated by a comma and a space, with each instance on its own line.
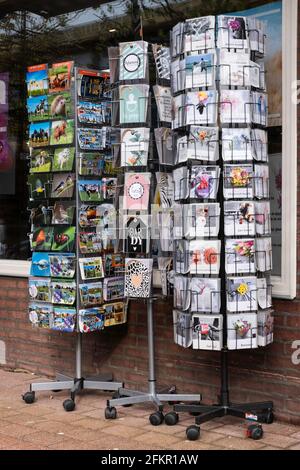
79, 282, 103, 307
153, 85, 172, 123
79, 256, 104, 280
51, 226, 75, 252
123, 172, 151, 210
227, 276, 257, 313
220, 90, 251, 124
30, 149, 52, 173
219, 50, 259, 88
248, 17, 266, 54
225, 239, 256, 275
51, 307, 76, 332
51, 201, 75, 225
171, 93, 184, 129
51, 173, 75, 198
103, 302, 127, 327
27, 64, 48, 97
29, 302, 52, 328
173, 310, 192, 348
50, 119, 74, 146
27, 95, 49, 122
252, 128, 268, 162
103, 253, 125, 277
177, 126, 218, 163
78, 308, 104, 333
217, 16, 249, 50
157, 208, 174, 252
103, 277, 124, 302
174, 240, 189, 274
184, 16, 215, 52
121, 127, 149, 167
224, 201, 255, 237
227, 313, 258, 350
190, 278, 220, 314
125, 258, 153, 298
123, 214, 149, 254
79, 230, 103, 254
152, 44, 170, 80
119, 40, 148, 81
119, 84, 149, 124
78, 153, 105, 176
77, 100, 111, 125
252, 91, 268, 126
171, 22, 184, 57
31, 227, 53, 251
189, 165, 220, 200
51, 279, 76, 305
29, 121, 50, 148
77, 127, 105, 151
183, 203, 220, 238
78, 180, 103, 202
157, 257, 173, 297
192, 314, 223, 351
155, 172, 174, 208
29, 277, 51, 303
185, 90, 218, 125
48, 61, 74, 94
30, 204, 52, 227
95, 204, 116, 249
77, 68, 110, 100
102, 177, 117, 200
189, 239, 221, 275
256, 237, 272, 272
222, 128, 254, 161
255, 201, 271, 235
173, 166, 189, 200
154, 128, 174, 166
171, 57, 185, 94
185, 53, 215, 88
52, 147, 75, 172
173, 275, 190, 311
79, 204, 101, 227
258, 309, 274, 346
28, 173, 50, 200
223, 164, 253, 199
30, 252, 51, 277
49, 253, 76, 278
48, 92, 73, 120
257, 276, 272, 310
254, 164, 269, 199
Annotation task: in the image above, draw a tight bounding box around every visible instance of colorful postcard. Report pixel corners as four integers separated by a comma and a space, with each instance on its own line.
223, 164, 253, 199
224, 201, 255, 237
79, 204, 101, 227
222, 128, 254, 161
78, 308, 104, 333
51, 279, 76, 305
31, 227, 53, 251
103, 277, 124, 302
217, 16, 249, 50
51, 307, 76, 332
123, 172, 151, 210
49, 253, 76, 278
29, 277, 51, 303
185, 53, 215, 88
173, 310, 192, 348
48, 92, 73, 119
190, 278, 221, 313
51, 226, 76, 252
29, 302, 52, 328
27, 64, 48, 97
189, 165, 220, 200
183, 203, 220, 238
29, 121, 50, 148
50, 119, 74, 146
30, 149, 52, 173
51, 201, 75, 224
78, 180, 103, 202
121, 127, 150, 167
77, 127, 105, 151
77, 100, 111, 125
28, 173, 50, 200
225, 239, 256, 275
185, 90, 217, 126
48, 61, 74, 93
119, 84, 149, 124
189, 240, 221, 275
103, 253, 124, 277
79, 257, 104, 280
78, 153, 105, 176
79, 230, 103, 254
119, 40, 148, 81
227, 276, 257, 313
79, 282, 103, 307
227, 313, 258, 350
51, 173, 75, 198
103, 302, 127, 327
192, 314, 223, 351
30, 252, 50, 277
77, 68, 110, 100
52, 147, 75, 172
125, 258, 153, 298
102, 177, 117, 200
27, 95, 49, 121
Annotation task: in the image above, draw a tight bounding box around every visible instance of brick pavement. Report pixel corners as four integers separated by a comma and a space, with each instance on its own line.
0, 368, 300, 450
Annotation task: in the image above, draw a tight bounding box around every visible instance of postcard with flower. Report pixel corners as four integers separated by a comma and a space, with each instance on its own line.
190, 165, 220, 200
189, 239, 221, 275
185, 90, 218, 126
217, 16, 249, 50
227, 313, 258, 350
121, 128, 150, 167
192, 314, 223, 351
184, 126, 219, 162
183, 203, 220, 238
225, 239, 256, 275
227, 276, 257, 313
223, 164, 253, 199
220, 90, 251, 124
224, 201, 255, 237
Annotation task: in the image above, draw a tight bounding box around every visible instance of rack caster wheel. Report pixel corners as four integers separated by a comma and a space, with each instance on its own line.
164, 411, 179, 426
246, 424, 263, 440
105, 406, 117, 420
63, 399, 75, 412
186, 425, 200, 441
112, 391, 132, 407
22, 391, 35, 404
149, 411, 164, 426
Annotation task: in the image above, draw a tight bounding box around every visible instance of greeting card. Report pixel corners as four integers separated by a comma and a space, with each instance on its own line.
49, 92, 73, 120
189, 239, 221, 275
173, 310, 192, 348
173, 166, 189, 200
119, 84, 149, 124
227, 313, 258, 350
119, 40, 148, 81
26, 64, 48, 97
29, 302, 52, 328
219, 50, 259, 88
78, 308, 104, 333
183, 203, 220, 238
30, 149, 52, 173
258, 309, 274, 346
224, 201, 255, 237
170, 22, 184, 57
154, 128, 174, 166
121, 127, 149, 167
30, 252, 51, 277
189, 165, 220, 200
51, 201, 75, 225
184, 16, 215, 52
252, 92, 268, 126
51, 226, 75, 252
51, 279, 76, 305
49, 253, 76, 278
185, 90, 218, 125
157, 208, 174, 252
255, 201, 271, 235
31, 227, 53, 251
123, 214, 149, 254
52, 147, 75, 172
103, 302, 127, 327
223, 164, 253, 199
257, 277, 272, 310
174, 240, 190, 274
171, 93, 184, 129
79, 282, 103, 307
29, 121, 50, 148
227, 276, 257, 313
152, 44, 171, 80
48, 61, 73, 93
29, 278, 51, 303
220, 90, 251, 124
185, 53, 215, 88
123, 172, 151, 210
225, 239, 256, 275
248, 17, 266, 54
256, 237, 272, 272
217, 16, 249, 50
50, 119, 74, 146
51, 173, 75, 198
125, 258, 153, 298
254, 164, 269, 199
252, 128, 268, 162
222, 128, 254, 161
27, 95, 49, 122
170, 57, 185, 94
51, 307, 76, 332
192, 314, 223, 351
190, 277, 221, 313
103, 277, 124, 302
153, 85, 172, 123
77, 68, 110, 100
156, 172, 174, 208
79, 256, 104, 280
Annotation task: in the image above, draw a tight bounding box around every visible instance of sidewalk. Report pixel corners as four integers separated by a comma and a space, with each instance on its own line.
0, 368, 300, 451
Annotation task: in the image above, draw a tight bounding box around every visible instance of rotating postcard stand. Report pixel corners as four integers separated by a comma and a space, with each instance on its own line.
23, 64, 123, 411
104, 42, 201, 424
167, 16, 274, 440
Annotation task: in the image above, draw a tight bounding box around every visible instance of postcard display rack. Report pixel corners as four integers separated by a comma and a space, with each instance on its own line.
23, 61, 125, 411
168, 16, 274, 440
104, 40, 201, 423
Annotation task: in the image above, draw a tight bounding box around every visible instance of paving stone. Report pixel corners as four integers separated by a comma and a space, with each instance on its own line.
133, 431, 182, 446
260, 432, 299, 449
211, 436, 266, 450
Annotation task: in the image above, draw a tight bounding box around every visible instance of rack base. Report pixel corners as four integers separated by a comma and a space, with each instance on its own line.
22, 372, 123, 412
173, 401, 274, 440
